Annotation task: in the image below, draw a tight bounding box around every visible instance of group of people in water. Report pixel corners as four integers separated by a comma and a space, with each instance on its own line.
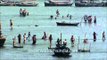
83, 15, 97, 24
19, 8, 29, 17
12, 31, 106, 48
50, 9, 72, 20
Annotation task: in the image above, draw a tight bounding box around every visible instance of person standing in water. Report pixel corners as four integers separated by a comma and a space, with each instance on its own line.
93, 32, 97, 42
71, 35, 75, 47
42, 32, 47, 40
94, 16, 96, 24
27, 32, 31, 41
32, 35, 36, 45
23, 33, 27, 44
13, 36, 16, 46
10, 19, 13, 30
56, 9, 60, 17
19, 8, 23, 16
49, 34, 53, 48
18, 34, 21, 44
102, 31, 106, 42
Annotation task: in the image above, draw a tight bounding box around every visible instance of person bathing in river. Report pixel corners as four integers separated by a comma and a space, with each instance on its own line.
84, 15, 88, 23
69, 15, 72, 19
42, 32, 47, 40
18, 34, 21, 44
32, 35, 36, 45
93, 32, 97, 42
94, 16, 96, 24
71, 35, 75, 47
27, 32, 31, 41
13, 36, 16, 46
56, 38, 60, 47
23, 33, 27, 44
102, 31, 106, 42
56, 9, 60, 17
49, 34, 53, 48
10, 19, 13, 30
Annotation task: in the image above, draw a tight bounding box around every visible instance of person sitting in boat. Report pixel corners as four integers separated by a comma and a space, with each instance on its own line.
59, 39, 62, 47
63, 39, 67, 47
56, 38, 60, 47
42, 32, 47, 40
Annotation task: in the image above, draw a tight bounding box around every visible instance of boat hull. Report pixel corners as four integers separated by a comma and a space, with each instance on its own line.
0, 38, 6, 47
44, 2, 72, 6
75, 3, 107, 7
54, 47, 71, 56
56, 22, 79, 26
15, 4, 38, 7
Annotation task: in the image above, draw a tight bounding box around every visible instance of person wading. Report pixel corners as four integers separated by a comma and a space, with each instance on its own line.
18, 34, 21, 44
10, 19, 13, 30
32, 35, 36, 45
93, 32, 97, 42
23, 33, 26, 44
102, 31, 106, 42
71, 35, 75, 47
49, 34, 53, 48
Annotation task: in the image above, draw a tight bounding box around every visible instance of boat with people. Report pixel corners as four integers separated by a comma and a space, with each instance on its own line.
48, 38, 71, 56
53, 46, 71, 56
44, 0, 73, 6
13, 45, 23, 48
56, 22, 79, 26
75, 0, 107, 7
48, 44, 71, 56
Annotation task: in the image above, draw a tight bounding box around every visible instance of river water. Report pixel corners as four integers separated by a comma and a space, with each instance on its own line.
0, 0, 107, 60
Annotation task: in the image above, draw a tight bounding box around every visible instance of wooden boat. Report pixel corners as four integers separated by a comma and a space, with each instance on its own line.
44, 0, 72, 6
0, 38, 6, 47
13, 45, 23, 48
56, 22, 79, 26
54, 47, 71, 56
0, 20, 6, 47
0, 1, 11, 6
15, 2, 38, 6
75, 0, 107, 7
78, 49, 90, 52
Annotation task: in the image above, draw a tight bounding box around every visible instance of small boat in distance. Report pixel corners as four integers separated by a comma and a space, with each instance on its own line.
0, 0, 38, 6
56, 22, 79, 26
44, 0, 73, 6
15, 1, 38, 6
75, 0, 107, 7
